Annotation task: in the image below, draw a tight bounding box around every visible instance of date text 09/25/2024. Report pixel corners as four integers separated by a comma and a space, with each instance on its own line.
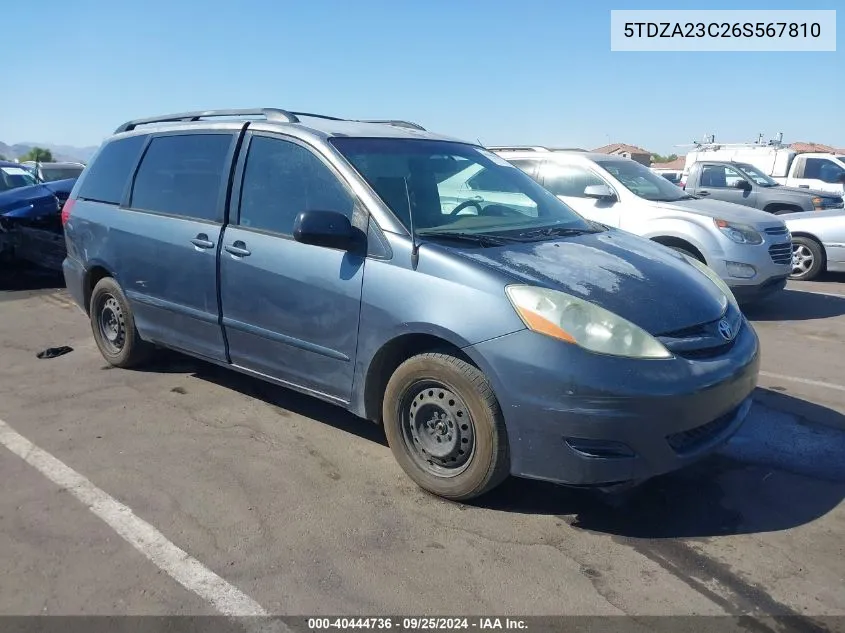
308, 618, 528, 630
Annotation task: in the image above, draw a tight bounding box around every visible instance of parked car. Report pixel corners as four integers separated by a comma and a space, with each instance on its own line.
779, 210, 845, 281
0, 176, 76, 269
684, 141, 845, 196
484, 147, 792, 304
21, 161, 86, 183
684, 161, 843, 214
62, 108, 759, 501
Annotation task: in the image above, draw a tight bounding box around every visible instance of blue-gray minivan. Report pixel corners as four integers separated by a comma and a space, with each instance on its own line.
61, 109, 759, 501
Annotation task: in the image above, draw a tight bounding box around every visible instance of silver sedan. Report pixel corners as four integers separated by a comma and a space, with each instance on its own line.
781, 210, 845, 281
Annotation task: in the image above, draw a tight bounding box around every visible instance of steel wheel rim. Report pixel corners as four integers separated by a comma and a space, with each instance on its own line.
791, 244, 814, 276
97, 293, 126, 354
400, 381, 476, 478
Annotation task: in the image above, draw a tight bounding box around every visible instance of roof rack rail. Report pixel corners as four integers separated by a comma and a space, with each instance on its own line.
114, 108, 427, 134
485, 146, 552, 152
114, 108, 299, 133
359, 119, 426, 131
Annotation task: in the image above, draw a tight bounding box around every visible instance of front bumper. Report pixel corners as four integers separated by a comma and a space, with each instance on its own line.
709, 237, 792, 302
465, 321, 759, 487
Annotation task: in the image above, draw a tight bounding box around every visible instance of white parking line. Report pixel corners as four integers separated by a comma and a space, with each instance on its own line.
0, 417, 277, 621
785, 287, 845, 300
759, 371, 845, 393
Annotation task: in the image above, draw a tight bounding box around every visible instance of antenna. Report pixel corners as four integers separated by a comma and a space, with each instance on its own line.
404, 177, 420, 270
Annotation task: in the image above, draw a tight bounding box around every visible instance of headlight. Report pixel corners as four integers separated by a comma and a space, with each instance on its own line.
504, 285, 672, 359
680, 253, 737, 310
714, 219, 763, 244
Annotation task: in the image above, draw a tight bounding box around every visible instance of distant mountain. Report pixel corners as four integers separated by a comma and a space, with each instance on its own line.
0, 141, 98, 163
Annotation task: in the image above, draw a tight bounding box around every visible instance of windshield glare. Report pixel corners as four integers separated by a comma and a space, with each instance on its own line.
0, 166, 39, 193
595, 159, 688, 201
329, 138, 592, 235
735, 163, 778, 186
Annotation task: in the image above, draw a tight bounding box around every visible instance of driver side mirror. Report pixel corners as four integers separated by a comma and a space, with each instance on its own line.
733, 180, 752, 190
583, 184, 617, 202
293, 210, 360, 251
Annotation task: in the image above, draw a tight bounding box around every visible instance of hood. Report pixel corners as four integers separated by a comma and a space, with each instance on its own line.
0, 182, 61, 218
451, 229, 727, 335
771, 185, 840, 199
657, 197, 781, 227
42, 178, 77, 197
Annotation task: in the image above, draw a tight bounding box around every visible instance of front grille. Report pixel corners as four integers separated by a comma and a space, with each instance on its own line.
764, 226, 789, 236
768, 242, 792, 265
657, 304, 743, 359
666, 406, 739, 454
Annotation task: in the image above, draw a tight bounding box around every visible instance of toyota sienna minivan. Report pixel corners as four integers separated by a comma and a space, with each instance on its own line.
61, 108, 759, 501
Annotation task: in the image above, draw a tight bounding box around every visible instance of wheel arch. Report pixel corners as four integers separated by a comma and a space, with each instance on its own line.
359, 332, 479, 424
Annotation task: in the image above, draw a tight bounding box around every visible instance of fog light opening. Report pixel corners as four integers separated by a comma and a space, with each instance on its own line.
565, 438, 636, 459
725, 261, 757, 279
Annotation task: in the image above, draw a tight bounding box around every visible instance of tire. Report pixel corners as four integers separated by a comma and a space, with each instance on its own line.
382, 352, 509, 501
790, 237, 825, 281
89, 277, 151, 368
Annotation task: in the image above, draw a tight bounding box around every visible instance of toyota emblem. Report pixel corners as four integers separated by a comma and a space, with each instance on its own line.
717, 318, 733, 341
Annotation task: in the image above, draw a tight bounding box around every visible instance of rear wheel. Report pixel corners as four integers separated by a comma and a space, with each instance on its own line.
89, 277, 151, 368
790, 237, 825, 281
382, 353, 509, 501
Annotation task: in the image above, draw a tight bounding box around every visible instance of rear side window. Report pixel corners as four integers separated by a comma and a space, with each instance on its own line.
131, 134, 233, 221
77, 135, 148, 204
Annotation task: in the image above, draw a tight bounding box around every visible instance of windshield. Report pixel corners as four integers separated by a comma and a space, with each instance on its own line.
329, 138, 593, 236
595, 159, 691, 202
40, 166, 84, 182
0, 166, 39, 193
735, 163, 778, 187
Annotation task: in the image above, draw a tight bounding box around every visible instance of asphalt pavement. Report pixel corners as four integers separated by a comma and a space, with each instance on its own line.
0, 265, 843, 625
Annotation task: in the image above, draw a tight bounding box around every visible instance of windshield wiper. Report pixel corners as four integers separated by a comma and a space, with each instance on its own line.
517, 226, 602, 239
416, 230, 516, 247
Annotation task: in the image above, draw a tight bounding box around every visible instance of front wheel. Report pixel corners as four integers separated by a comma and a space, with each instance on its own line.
790, 237, 825, 281
382, 353, 509, 501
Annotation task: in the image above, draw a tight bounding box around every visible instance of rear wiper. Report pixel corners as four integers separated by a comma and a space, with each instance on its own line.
416, 231, 515, 247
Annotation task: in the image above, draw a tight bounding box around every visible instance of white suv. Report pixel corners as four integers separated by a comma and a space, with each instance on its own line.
461, 147, 793, 304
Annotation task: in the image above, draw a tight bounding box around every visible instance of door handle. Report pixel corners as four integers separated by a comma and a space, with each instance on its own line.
191, 234, 214, 249
224, 241, 251, 257
697, 191, 710, 196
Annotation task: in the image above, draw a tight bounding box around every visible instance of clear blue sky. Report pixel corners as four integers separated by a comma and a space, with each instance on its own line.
2, 0, 842, 154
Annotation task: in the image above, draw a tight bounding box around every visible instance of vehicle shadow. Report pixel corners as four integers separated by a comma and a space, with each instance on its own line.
0, 263, 65, 292
130, 351, 844, 539
187, 357, 388, 447
474, 389, 845, 539
744, 289, 845, 321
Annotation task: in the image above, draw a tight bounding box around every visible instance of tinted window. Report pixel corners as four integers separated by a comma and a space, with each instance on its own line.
542, 163, 606, 197
804, 158, 845, 183
699, 164, 745, 188
41, 167, 84, 182
77, 135, 147, 204
238, 136, 353, 235
131, 134, 232, 221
